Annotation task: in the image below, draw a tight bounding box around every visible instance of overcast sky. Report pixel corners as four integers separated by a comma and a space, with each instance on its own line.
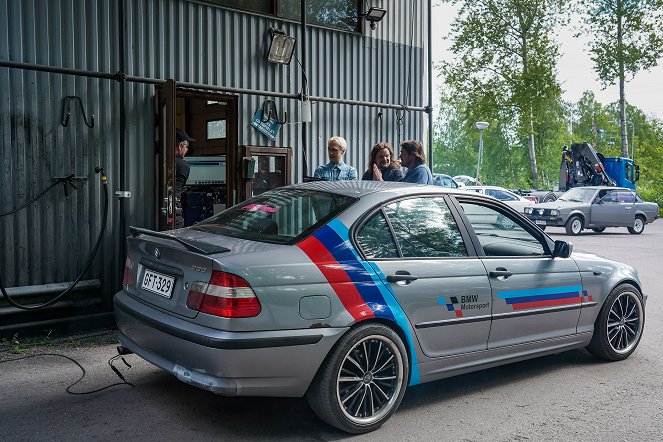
431, 4, 663, 121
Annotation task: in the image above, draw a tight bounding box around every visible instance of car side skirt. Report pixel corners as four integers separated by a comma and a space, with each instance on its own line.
416, 332, 592, 384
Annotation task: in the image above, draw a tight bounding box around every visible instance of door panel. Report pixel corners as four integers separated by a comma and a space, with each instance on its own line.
484, 257, 583, 347
454, 199, 583, 348
355, 198, 491, 358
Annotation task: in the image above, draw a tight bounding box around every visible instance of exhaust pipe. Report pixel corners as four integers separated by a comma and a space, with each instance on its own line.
116, 345, 133, 355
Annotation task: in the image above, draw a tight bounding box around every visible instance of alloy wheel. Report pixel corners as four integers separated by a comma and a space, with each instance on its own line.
606, 291, 643, 355
336, 335, 404, 425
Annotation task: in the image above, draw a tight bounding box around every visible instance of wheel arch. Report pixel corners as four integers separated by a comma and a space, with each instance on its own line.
309, 317, 421, 393
568, 211, 586, 225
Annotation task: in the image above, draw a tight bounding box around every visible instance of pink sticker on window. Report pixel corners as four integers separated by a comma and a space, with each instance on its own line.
241, 203, 279, 213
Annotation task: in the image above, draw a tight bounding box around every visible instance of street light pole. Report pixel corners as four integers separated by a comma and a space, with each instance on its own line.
475, 121, 489, 182
627, 121, 634, 160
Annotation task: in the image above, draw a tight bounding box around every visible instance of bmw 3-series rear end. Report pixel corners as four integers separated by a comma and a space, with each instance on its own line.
114, 187, 358, 397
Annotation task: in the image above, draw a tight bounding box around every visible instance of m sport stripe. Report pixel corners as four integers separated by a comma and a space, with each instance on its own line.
497, 285, 592, 310
296, 218, 420, 386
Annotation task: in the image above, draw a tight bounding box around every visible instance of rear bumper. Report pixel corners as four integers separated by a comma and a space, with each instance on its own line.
114, 290, 347, 397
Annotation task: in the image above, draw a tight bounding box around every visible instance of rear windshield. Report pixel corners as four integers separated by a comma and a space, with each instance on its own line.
192, 188, 357, 244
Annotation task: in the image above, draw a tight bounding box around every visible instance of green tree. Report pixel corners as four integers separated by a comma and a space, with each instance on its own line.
578, 0, 663, 157
441, 0, 568, 187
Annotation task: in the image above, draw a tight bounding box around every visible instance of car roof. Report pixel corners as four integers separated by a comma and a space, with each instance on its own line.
288, 180, 461, 198
569, 186, 631, 191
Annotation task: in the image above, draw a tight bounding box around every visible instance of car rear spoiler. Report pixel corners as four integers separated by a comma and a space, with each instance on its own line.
129, 226, 230, 255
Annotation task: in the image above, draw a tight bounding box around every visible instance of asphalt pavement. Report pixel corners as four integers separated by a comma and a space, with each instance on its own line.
2, 219, 662, 441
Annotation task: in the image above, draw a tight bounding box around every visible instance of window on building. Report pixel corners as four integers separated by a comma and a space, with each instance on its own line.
204, 0, 360, 33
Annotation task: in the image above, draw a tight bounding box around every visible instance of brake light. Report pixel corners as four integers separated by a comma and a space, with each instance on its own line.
186, 271, 261, 318
123, 249, 135, 288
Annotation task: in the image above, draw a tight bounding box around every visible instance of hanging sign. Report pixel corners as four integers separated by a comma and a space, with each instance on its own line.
251, 108, 281, 140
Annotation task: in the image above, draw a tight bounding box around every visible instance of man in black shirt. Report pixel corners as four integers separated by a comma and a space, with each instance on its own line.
175, 128, 195, 228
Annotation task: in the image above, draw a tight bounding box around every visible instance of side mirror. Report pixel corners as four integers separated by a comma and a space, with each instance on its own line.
553, 240, 573, 259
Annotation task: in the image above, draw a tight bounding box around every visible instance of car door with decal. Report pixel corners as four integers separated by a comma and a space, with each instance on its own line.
354, 196, 492, 358
454, 198, 584, 348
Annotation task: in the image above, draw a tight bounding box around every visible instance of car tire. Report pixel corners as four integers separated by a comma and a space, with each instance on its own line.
627, 216, 645, 235
591, 227, 606, 233
306, 323, 409, 434
565, 215, 583, 235
542, 193, 557, 203
586, 283, 645, 361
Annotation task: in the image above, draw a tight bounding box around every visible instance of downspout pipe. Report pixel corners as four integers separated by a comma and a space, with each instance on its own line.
301, 0, 308, 177
118, 0, 127, 306
428, 0, 434, 171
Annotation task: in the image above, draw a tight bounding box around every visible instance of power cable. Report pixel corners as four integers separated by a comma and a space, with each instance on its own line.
0, 166, 109, 310
0, 175, 85, 217
0, 352, 134, 395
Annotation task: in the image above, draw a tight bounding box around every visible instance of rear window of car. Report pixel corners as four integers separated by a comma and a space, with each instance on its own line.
192, 188, 357, 244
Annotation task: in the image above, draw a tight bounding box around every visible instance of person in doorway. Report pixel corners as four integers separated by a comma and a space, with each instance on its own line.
175, 128, 195, 228
313, 136, 358, 181
362, 142, 403, 181
399, 140, 433, 184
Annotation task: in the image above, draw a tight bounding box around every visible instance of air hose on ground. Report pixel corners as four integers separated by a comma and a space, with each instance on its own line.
0, 166, 109, 310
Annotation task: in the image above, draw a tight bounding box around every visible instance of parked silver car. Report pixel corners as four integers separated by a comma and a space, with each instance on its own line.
524, 186, 659, 235
115, 181, 646, 433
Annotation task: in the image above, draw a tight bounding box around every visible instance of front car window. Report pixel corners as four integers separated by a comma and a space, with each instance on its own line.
459, 202, 545, 256
193, 188, 356, 244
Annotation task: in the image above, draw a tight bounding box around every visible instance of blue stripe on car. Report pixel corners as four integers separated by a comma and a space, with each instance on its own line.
325, 219, 421, 386
504, 291, 581, 304
497, 285, 582, 299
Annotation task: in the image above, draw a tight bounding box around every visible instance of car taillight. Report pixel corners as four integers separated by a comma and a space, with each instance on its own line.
186, 271, 261, 318
123, 250, 135, 288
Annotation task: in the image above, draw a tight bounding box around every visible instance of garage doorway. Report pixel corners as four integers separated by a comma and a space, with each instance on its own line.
155, 84, 238, 230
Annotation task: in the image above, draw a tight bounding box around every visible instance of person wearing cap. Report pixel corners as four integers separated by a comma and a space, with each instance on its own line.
175, 128, 195, 228
399, 140, 433, 184
313, 136, 358, 181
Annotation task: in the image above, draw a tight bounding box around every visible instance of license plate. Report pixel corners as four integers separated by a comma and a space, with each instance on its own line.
535, 220, 547, 225
141, 269, 175, 298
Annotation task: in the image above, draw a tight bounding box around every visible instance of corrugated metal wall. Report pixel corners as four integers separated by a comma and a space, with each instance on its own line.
0, 0, 428, 328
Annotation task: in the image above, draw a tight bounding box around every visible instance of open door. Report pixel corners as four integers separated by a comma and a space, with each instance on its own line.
156, 79, 176, 231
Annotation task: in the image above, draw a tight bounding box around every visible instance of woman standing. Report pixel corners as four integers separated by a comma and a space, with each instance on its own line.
362, 142, 403, 181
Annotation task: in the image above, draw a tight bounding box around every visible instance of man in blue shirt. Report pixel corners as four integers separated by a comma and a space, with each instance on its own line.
313, 136, 358, 181
399, 140, 433, 184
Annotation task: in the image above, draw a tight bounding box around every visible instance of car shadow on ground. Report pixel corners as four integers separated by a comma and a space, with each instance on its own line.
126, 348, 603, 439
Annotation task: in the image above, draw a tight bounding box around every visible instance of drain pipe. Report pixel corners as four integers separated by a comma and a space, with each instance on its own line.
427, 0, 434, 171
118, 0, 128, 305
301, 0, 309, 177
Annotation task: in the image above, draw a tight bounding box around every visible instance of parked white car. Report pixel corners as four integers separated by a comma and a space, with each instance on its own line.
461, 186, 533, 229
461, 186, 532, 213
453, 175, 482, 186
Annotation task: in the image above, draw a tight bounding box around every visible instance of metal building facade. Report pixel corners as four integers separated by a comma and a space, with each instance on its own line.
0, 0, 430, 334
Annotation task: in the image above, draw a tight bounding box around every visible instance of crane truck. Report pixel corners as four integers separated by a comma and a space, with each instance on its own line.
517, 142, 640, 203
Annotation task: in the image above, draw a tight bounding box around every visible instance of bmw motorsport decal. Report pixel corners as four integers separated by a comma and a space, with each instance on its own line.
296, 218, 420, 386
497, 285, 592, 310
438, 295, 490, 318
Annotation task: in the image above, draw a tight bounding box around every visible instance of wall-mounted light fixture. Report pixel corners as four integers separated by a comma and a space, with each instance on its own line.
363, 7, 387, 30
267, 28, 296, 64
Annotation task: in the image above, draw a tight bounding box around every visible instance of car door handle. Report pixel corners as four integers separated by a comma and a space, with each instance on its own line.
387, 273, 418, 283
489, 268, 512, 279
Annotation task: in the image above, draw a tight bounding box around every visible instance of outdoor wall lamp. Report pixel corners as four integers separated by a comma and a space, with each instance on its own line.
363, 7, 387, 30
267, 28, 296, 64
